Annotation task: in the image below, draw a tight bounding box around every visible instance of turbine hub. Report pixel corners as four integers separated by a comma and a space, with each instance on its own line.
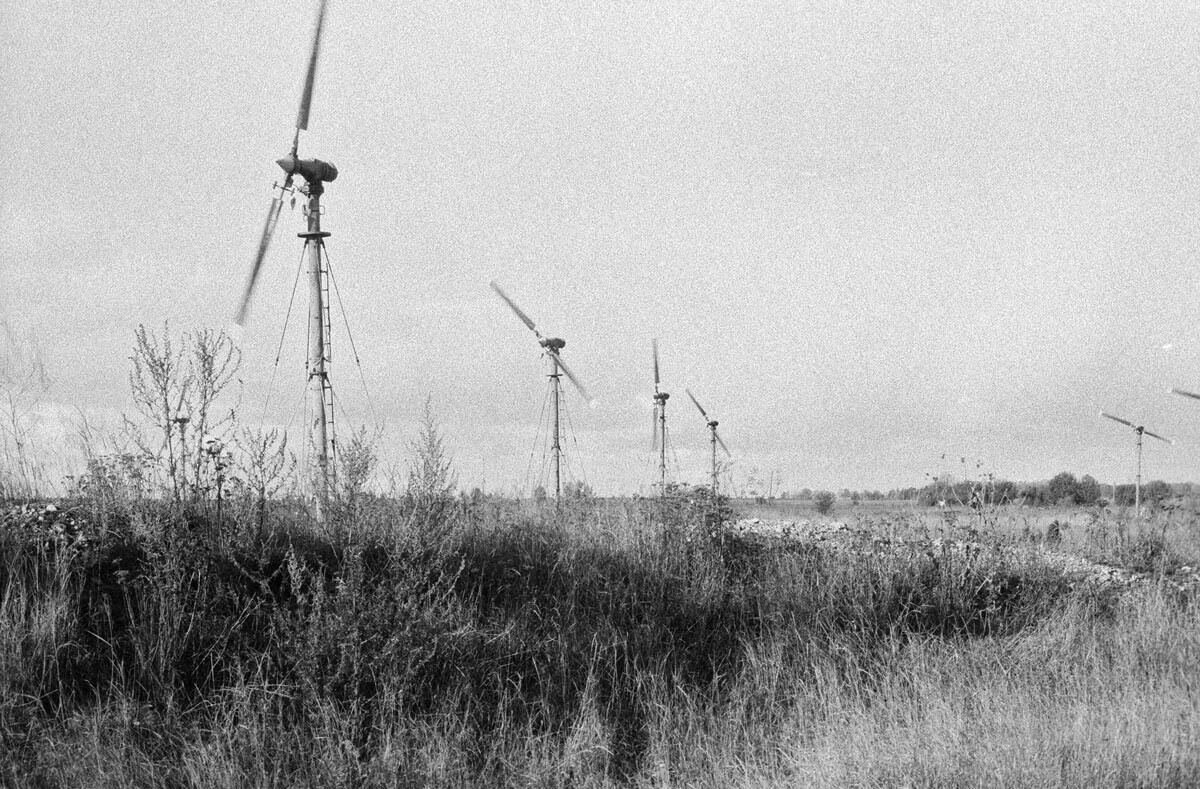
540, 337, 566, 350
654, 392, 669, 403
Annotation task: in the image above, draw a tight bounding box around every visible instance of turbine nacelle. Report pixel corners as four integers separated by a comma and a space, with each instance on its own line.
654, 392, 670, 403
540, 337, 566, 351
276, 155, 339, 190
708, 419, 719, 429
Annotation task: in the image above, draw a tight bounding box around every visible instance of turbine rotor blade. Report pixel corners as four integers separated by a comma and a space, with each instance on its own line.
234, 195, 286, 326
489, 281, 542, 337
685, 388, 708, 419
652, 339, 660, 388
652, 405, 659, 451
295, 0, 328, 138
1143, 429, 1172, 444
552, 352, 592, 404
1171, 388, 1200, 401
1100, 411, 1134, 429
715, 430, 731, 457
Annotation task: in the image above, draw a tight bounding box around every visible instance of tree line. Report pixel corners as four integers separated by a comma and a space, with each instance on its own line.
777, 473, 1192, 508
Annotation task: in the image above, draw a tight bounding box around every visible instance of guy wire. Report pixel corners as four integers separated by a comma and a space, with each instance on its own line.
323, 247, 381, 428
260, 245, 308, 425
524, 375, 551, 497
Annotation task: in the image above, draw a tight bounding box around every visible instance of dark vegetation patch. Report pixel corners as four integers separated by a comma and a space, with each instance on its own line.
1, 501, 1093, 782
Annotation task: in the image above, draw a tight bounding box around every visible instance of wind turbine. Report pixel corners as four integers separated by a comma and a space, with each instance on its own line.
652, 340, 669, 495
685, 389, 731, 494
490, 281, 592, 500
232, 0, 339, 518
1100, 411, 1172, 518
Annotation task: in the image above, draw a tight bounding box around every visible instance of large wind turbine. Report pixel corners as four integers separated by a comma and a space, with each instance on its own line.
685, 389, 731, 494
490, 282, 592, 500
232, 0, 339, 517
1100, 411, 1172, 517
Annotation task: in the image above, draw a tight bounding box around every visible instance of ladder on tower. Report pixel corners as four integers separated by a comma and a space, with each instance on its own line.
319, 246, 337, 481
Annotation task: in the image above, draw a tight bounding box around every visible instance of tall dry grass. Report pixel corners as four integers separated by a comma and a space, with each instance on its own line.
1, 494, 1198, 787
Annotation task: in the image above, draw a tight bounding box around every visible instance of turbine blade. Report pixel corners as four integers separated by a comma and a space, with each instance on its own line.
685, 388, 708, 419
553, 353, 592, 404
1144, 429, 1172, 444
715, 430, 731, 457
234, 195, 285, 326
1171, 388, 1200, 401
652, 339, 660, 388
489, 281, 541, 336
1100, 411, 1134, 428
295, 0, 328, 135
652, 405, 659, 451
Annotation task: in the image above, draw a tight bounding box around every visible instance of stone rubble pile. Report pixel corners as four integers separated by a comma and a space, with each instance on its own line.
727, 518, 1200, 593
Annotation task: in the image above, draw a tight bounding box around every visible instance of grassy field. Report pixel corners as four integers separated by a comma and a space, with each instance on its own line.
2, 492, 1199, 787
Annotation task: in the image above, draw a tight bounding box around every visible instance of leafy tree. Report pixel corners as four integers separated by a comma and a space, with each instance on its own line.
992, 479, 1018, 504
1047, 472, 1079, 505
1017, 484, 1044, 506
1142, 480, 1172, 502
814, 490, 835, 515
1077, 474, 1101, 505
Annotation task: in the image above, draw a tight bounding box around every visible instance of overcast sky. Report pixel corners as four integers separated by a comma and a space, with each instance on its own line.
5, 0, 1200, 495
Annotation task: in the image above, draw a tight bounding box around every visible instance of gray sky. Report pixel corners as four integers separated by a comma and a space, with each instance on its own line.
5, 0, 1200, 495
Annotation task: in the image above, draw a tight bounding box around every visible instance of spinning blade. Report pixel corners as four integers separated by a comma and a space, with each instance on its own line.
233, 0, 329, 327
553, 353, 592, 404
294, 0, 327, 142
234, 196, 285, 326
490, 281, 542, 339
715, 431, 731, 457
652, 339, 661, 390
1100, 412, 1134, 429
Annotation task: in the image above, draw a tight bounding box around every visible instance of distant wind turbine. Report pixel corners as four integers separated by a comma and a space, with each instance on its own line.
490, 281, 592, 501
1100, 411, 1171, 518
685, 388, 731, 494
